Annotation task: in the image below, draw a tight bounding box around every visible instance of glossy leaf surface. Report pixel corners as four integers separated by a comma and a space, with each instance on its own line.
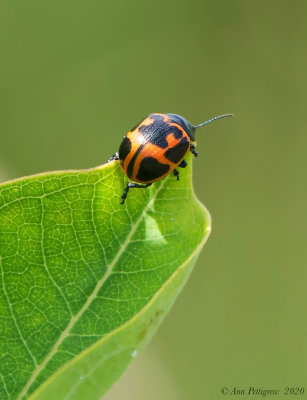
0, 154, 211, 400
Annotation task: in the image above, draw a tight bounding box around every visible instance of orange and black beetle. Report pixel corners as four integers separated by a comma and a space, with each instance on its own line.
109, 113, 232, 203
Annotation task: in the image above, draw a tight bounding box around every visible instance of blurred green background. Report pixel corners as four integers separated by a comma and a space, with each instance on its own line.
1, 1, 306, 399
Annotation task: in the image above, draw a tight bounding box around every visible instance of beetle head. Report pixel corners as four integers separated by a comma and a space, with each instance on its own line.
167, 113, 233, 141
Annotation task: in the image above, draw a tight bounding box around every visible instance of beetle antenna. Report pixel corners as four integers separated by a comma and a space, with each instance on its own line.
194, 113, 233, 129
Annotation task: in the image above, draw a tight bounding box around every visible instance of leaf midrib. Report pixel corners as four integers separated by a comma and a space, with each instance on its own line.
17, 176, 168, 400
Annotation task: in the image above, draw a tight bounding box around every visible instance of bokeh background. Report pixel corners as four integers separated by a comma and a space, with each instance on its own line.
1, 1, 306, 399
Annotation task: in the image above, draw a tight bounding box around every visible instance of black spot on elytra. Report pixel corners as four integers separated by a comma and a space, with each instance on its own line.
164, 137, 190, 164
172, 125, 183, 139
138, 115, 184, 149
136, 157, 170, 182
119, 136, 132, 162
126, 145, 143, 179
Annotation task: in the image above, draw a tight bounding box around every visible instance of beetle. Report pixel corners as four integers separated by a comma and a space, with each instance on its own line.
109, 113, 232, 204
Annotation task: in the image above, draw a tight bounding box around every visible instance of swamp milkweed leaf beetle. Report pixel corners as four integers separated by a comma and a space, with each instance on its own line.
109, 113, 233, 204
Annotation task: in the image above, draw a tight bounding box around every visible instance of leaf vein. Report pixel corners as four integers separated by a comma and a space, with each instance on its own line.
0, 256, 38, 370
17, 177, 168, 400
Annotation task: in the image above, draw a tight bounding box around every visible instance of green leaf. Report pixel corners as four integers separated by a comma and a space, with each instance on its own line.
0, 153, 211, 400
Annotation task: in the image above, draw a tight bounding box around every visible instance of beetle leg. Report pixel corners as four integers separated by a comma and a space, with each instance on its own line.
178, 160, 187, 168
190, 143, 198, 157
108, 152, 119, 162
121, 182, 152, 204
173, 169, 180, 181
